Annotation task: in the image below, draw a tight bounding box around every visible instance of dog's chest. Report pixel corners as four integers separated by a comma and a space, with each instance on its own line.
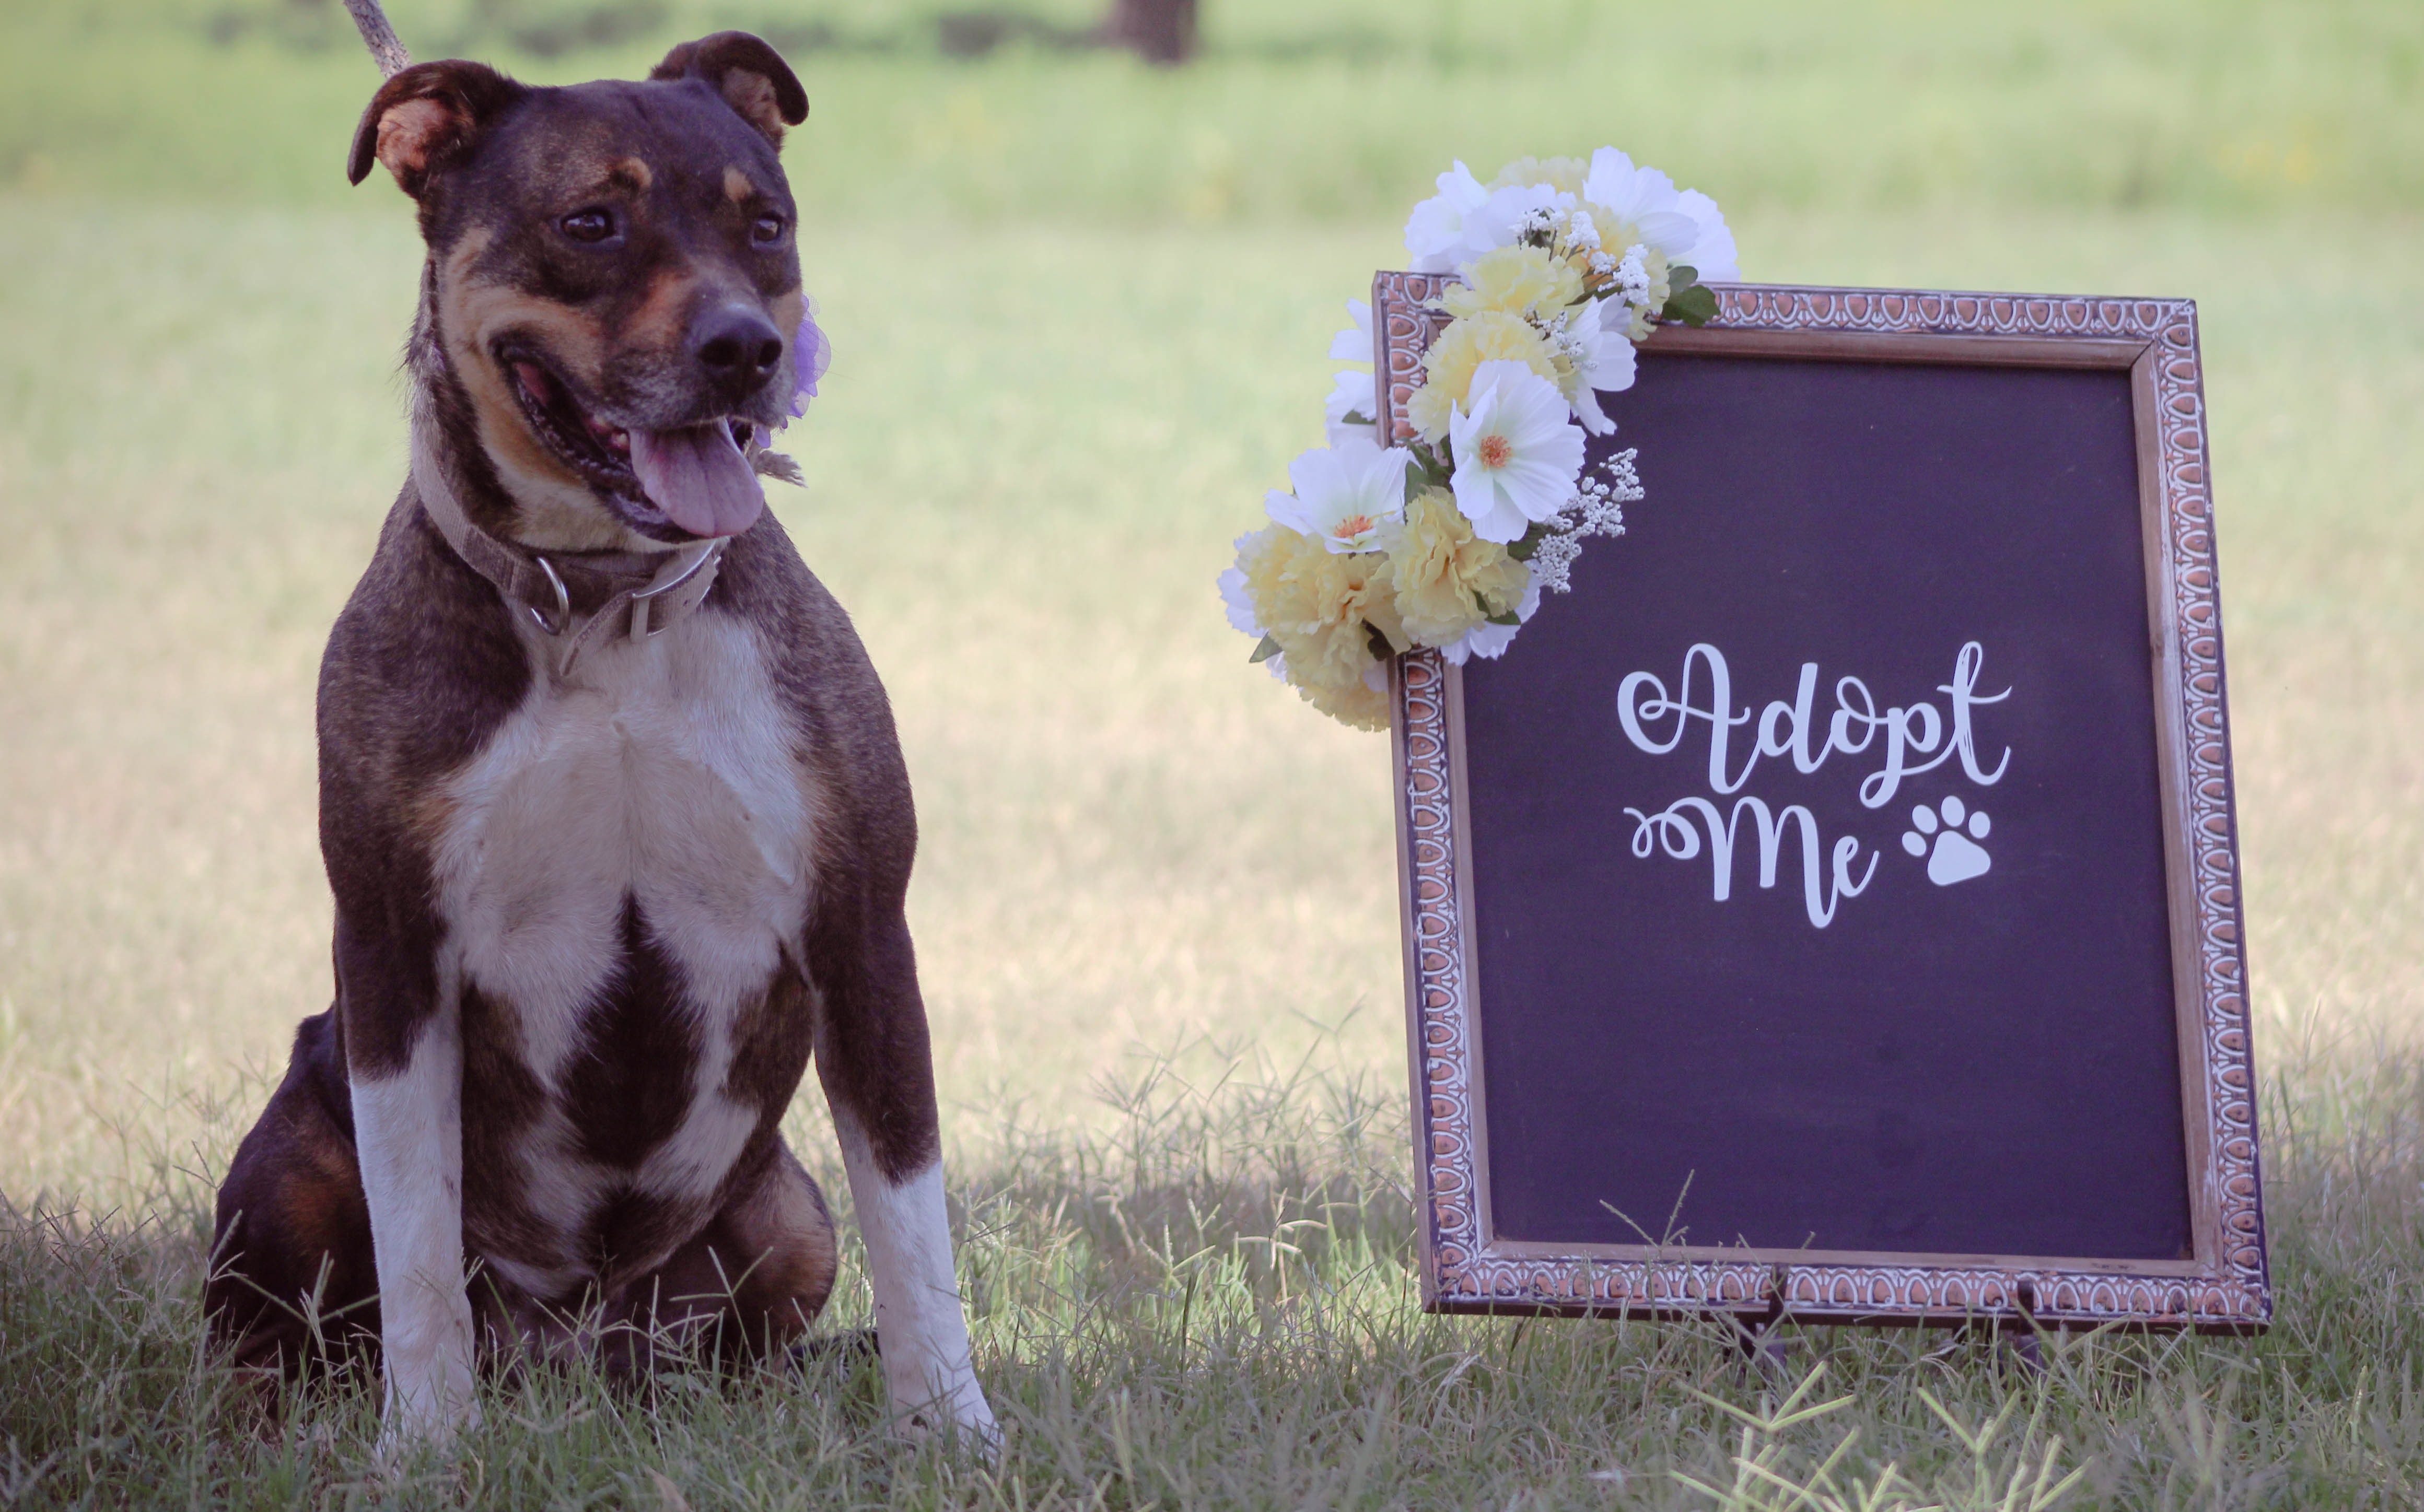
428, 615, 816, 1272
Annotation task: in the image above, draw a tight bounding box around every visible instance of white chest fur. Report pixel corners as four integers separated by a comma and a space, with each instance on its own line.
426, 613, 818, 1281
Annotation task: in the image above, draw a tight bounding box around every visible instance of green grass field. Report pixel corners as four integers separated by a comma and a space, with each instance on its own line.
4, 0, 2423, 1504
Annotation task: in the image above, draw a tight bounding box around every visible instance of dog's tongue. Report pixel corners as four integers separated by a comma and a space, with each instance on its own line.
628, 423, 764, 538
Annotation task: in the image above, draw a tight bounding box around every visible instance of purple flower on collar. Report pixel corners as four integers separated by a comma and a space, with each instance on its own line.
788, 302, 832, 421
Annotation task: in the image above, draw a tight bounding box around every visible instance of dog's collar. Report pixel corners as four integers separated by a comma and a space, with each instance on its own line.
410, 431, 727, 675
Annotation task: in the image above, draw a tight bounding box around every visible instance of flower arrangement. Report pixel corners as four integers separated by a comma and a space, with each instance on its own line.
1219, 149, 1737, 729
743, 307, 832, 487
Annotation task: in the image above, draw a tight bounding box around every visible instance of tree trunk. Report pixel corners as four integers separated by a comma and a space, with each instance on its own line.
1101, 0, 1196, 64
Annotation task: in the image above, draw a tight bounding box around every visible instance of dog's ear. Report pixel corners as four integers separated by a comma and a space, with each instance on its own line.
347, 60, 525, 196
649, 32, 808, 148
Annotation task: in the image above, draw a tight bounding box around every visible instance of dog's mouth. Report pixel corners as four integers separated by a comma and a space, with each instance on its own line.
504, 350, 766, 541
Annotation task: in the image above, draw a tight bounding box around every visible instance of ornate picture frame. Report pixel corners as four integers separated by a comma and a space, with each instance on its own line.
1374, 275, 2269, 1333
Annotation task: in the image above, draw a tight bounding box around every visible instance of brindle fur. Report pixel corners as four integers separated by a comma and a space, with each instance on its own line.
205, 37, 984, 1432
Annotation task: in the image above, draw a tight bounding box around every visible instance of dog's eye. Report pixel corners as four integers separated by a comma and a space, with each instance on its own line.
751, 215, 786, 245
559, 209, 616, 244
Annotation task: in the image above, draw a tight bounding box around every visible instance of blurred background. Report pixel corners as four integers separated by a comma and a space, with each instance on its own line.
1, 0, 2418, 1203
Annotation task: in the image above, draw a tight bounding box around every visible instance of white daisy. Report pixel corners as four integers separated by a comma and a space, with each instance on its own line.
1447, 361, 1585, 544
1583, 147, 1737, 280
1404, 161, 1491, 273
1581, 148, 1698, 259
1266, 435, 1414, 553
1326, 298, 1373, 362
1668, 189, 1739, 282
1218, 561, 1261, 638
1324, 369, 1379, 448
1544, 299, 1639, 437
1582, 298, 1640, 391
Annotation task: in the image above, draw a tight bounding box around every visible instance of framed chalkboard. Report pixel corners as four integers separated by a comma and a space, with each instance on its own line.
1376, 277, 2269, 1333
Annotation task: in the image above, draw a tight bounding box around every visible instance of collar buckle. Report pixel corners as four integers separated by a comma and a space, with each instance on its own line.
627, 542, 721, 642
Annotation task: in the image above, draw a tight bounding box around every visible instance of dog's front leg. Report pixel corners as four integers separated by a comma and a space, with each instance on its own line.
828, 1103, 996, 1444
812, 918, 997, 1447
345, 980, 479, 1450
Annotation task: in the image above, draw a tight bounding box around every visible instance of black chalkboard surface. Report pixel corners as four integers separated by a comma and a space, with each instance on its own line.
1468, 352, 2188, 1261
1377, 280, 2268, 1332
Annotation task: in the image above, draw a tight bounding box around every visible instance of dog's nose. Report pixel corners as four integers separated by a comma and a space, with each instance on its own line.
690, 308, 785, 390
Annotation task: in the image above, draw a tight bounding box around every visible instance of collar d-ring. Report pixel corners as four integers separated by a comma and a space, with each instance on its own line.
528, 555, 572, 636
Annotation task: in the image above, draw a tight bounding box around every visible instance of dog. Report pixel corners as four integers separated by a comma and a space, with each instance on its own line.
202, 33, 996, 1449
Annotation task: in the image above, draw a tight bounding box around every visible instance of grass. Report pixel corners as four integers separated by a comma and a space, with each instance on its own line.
9, 1023, 2424, 1506
4, 0, 2424, 1504
4, 0, 2423, 219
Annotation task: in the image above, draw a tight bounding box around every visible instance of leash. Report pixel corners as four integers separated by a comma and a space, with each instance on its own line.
342, 0, 411, 77
411, 425, 727, 678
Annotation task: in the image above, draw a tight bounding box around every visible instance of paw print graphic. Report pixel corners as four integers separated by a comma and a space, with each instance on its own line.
1902, 795, 1992, 886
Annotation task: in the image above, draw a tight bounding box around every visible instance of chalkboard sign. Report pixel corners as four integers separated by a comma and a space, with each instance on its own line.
1374, 278, 2268, 1333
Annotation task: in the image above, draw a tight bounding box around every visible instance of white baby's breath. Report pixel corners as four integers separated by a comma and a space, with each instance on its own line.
1529, 531, 1582, 593
1616, 243, 1651, 305
1478, 183, 1579, 258
1527, 448, 1640, 594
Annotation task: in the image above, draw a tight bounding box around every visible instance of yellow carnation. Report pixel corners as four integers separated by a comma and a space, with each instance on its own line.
1577, 206, 1642, 262
1238, 522, 1407, 723
1299, 676, 1390, 732
1492, 156, 1589, 196
1405, 311, 1560, 444
1438, 244, 1582, 322
1638, 248, 1676, 326
1385, 489, 1531, 648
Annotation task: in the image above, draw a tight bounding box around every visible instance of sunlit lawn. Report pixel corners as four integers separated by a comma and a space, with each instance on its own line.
4, 197, 2417, 1194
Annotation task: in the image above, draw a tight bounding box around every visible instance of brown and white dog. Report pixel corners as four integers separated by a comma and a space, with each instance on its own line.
203, 34, 995, 1449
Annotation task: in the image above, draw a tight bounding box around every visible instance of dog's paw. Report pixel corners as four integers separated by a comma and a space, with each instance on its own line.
1901, 795, 1992, 886
889, 1373, 1001, 1458
895, 1404, 1003, 1460
374, 1367, 481, 1462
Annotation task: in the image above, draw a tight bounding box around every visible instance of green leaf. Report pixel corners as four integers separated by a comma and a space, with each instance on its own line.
1248, 634, 1281, 664
1668, 264, 1698, 290
1505, 522, 1554, 562
1485, 610, 1522, 626
1663, 284, 1720, 327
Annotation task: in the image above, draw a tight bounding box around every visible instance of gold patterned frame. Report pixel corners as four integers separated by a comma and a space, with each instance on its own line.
1374, 274, 2269, 1332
